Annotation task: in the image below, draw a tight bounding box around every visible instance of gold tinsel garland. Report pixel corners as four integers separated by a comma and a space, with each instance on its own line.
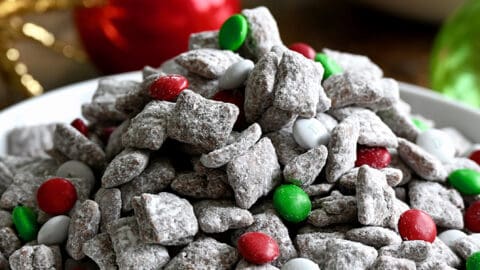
0, 0, 105, 103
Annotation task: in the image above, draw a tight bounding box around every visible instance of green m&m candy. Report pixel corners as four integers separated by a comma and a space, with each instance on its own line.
12, 205, 38, 242
467, 251, 480, 270
448, 169, 480, 195
314, 53, 343, 80
219, 14, 248, 51
273, 184, 311, 223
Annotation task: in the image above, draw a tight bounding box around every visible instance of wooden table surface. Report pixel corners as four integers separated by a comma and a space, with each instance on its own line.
242, 0, 440, 88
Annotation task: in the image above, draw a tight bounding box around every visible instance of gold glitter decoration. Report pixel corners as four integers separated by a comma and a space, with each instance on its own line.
0, 0, 105, 104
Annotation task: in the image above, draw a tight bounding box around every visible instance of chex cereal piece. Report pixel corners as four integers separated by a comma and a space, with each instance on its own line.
9, 245, 57, 270
194, 200, 254, 233
296, 231, 345, 265
377, 105, 419, 142
94, 188, 121, 232
101, 148, 149, 188
258, 106, 297, 133
120, 158, 175, 211
331, 107, 398, 148
142, 65, 160, 78
108, 217, 170, 270
266, 129, 305, 166
417, 239, 461, 269
189, 30, 219, 50
82, 79, 134, 123
132, 192, 198, 245
409, 180, 464, 229
323, 48, 383, 79
326, 116, 360, 183
389, 149, 413, 185
452, 235, 480, 260
185, 72, 220, 98
338, 167, 403, 193
174, 48, 242, 79
379, 240, 431, 262
236, 259, 279, 270
227, 137, 281, 209
49, 245, 62, 270
315, 113, 338, 132
53, 123, 106, 168
7, 124, 56, 157
66, 200, 101, 260
233, 212, 297, 267
0, 159, 58, 209
371, 255, 416, 270
167, 90, 239, 151
397, 138, 447, 182
345, 226, 402, 248
105, 119, 130, 160
164, 237, 238, 270
442, 127, 472, 155
0, 227, 21, 256
308, 191, 357, 227
114, 78, 151, 117
304, 183, 334, 197
0, 210, 12, 228
273, 50, 328, 117
241, 7, 284, 60
122, 100, 174, 150
444, 157, 480, 175
322, 239, 378, 269
244, 52, 278, 123
170, 171, 233, 199
356, 166, 396, 227
283, 145, 328, 187
200, 123, 262, 168
82, 233, 117, 270
367, 78, 400, 111
323, 71, 383, 109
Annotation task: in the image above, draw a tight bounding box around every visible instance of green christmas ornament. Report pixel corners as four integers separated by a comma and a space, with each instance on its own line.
430, 0, 480, 107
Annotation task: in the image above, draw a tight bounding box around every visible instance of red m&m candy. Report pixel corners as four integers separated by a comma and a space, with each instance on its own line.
469, 150, 480, 166
465, 201, 480, 232
71, 118, 88, 136
237, 232, 279, 264
288, 42, 316, 59
355, 146, 391, 169
149, 74, 189, 101
398, 209, 437, 243
37, 178, 78, 215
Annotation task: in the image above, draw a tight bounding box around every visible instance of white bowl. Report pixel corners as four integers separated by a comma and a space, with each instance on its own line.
0, 71, 479, 155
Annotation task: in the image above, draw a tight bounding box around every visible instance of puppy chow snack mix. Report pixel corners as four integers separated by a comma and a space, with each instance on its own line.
3, 6, 480, 270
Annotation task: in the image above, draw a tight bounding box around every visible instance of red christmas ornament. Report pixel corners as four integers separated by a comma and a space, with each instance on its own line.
398, 209, 437, 243
71, 118, 89, 136
149, 74, 189, 101
237, 232, 280, 264
355, 146, 391, 169
288, 42, 316, 59
465, 201, 480, 232
37, 178, 78, 215
469, 150, 480, 166
212, 89, 246, 130
74, 0, 240, 73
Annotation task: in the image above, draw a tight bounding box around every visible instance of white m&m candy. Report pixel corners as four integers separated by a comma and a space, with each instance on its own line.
416, 129, 456, 163
438, 229, 467, 248
37, 215, 71, 245
219, 59, 255, 90
281, 258, 320, 270
293, 118, 330, 149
